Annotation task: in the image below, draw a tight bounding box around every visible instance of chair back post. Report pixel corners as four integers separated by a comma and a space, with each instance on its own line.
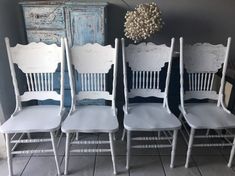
64, 38, 76, 114
121, 38, 129, 114
112, 38, 119, 116
179, 37, 186, 115
5, 37, 22, 113
217, 37, 231, 110
163, 38, 175, 113
59, 37, 65, 115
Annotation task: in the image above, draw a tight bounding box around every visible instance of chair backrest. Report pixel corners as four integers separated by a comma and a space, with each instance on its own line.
122, 38, 175, 113
179, 37, 231, 108
5, 37, 65, 111
64, 38, 118, 112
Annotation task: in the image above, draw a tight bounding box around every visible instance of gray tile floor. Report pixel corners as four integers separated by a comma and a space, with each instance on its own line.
1, 130, 235, 176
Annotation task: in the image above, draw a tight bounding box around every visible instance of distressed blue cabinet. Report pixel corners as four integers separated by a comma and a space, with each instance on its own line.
20, 1, 108, 106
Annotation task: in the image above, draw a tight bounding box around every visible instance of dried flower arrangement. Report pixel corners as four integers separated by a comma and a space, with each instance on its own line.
124, 2, 163, 43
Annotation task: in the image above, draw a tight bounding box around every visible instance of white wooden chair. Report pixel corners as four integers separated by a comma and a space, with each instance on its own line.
179, 37, 235, 168
121, 38, 181, 169
0, 37, 65, 176
62, 38, 119, 175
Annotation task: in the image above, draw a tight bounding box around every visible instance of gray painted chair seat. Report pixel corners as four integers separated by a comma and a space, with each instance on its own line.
179, 103, 235, 129
61, 106, 119, 133
0, 105, 62, 133
124, 103, 181, 131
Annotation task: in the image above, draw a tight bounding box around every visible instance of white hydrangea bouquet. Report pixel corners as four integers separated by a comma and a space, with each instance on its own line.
124, 2, 163, 43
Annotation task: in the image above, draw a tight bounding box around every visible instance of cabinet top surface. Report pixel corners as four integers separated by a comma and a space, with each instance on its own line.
19, 0, 108, 6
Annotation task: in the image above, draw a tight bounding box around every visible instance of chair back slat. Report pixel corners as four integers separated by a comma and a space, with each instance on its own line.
153, 71, 156, 89
188, 72, 215, 92
76, 73, 109, 100
132, 70, 162, 90
149, 71, 153, 89
79, 73, 106, 92
25, 72, 55, 92
97, 73, 101, 91
33, 73, 38, 91
157, 71, 160, 89
29, 73, 34, 91
26, 73, 31, 91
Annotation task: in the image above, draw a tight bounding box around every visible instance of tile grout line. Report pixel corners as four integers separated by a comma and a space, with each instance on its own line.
20, 141, 40, 176
20, 154, 33, 176
59, 154, 65, 171
159, 154, 167, 176
92, 133, 99, 176
191, 156, 204, 176
156, 140, 166, 176
20, 133, 65, 175
54, 153, 65, 176
216, 139, 233, 165
218, 145, 229, 162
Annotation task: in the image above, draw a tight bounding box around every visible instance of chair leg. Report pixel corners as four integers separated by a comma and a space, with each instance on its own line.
27, 133, 31, 139
55, 129, 60, 137
5, 134, 13, 176
170, 130, 178, 168
57, 132, 63, 148
206, 129, 210, 136
50, 132, 61, 175
64, 133, 70, 175
185, 128, 195, 168
178, 113, 183, 121
126, 130, 131, 170
75, 132, 79, 141
228, 136, 235, 167
158, 131, 161, 138
121, 129, 126, 141
109, 133, 117, 175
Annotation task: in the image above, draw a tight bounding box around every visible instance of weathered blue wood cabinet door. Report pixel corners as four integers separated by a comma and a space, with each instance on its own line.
66, 5, 107, 46
20, 1, 108, 107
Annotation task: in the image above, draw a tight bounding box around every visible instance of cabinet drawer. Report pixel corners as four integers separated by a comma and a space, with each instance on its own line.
23, 6, 65, 29
27, 30, 65, 45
